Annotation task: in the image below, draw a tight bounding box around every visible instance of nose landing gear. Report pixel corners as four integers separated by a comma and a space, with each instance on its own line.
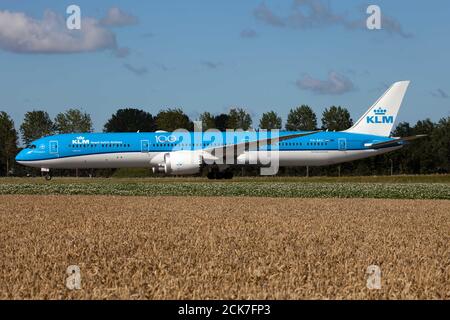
41, 168, 52, 181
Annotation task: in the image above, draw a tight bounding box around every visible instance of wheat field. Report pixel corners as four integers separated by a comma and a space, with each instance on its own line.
0, 195, 448, 299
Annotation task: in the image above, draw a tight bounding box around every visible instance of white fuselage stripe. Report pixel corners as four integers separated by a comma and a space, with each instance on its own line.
16, 147, 402, 169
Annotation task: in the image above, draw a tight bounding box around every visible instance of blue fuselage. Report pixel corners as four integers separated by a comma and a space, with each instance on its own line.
16, 131, 393, 161
15, 131, 400, 171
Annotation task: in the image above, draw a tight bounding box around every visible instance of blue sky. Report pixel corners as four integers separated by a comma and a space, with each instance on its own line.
0, 0, 449, 131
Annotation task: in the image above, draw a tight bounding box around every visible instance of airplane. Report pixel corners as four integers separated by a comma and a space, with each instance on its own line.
16, 81, 425, 180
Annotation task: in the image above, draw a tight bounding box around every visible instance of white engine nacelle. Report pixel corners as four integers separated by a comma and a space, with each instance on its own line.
153, 152, 202, 175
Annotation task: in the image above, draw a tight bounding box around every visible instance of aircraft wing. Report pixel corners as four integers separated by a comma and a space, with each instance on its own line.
364, 134, 427, 149
203, 131, 321, 160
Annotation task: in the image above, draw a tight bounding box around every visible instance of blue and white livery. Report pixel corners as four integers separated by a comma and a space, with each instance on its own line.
16, 81, 424, 179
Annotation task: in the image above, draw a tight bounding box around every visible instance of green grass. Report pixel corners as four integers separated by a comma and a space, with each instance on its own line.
0, 175, 449, 199
1, 174, 450, 184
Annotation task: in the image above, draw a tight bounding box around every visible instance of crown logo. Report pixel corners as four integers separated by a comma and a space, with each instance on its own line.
374, 107, 387, 115
76, 136, 85, 140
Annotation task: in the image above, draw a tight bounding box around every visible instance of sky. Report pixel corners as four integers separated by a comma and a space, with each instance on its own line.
0, 0, 449, 132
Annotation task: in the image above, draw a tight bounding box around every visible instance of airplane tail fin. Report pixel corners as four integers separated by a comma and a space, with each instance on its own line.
345, 81, 410, 137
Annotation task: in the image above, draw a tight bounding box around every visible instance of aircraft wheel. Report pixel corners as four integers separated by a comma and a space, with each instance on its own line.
44, 174, 52, 181
207, 172, 216, 180
215, 172, 224, 180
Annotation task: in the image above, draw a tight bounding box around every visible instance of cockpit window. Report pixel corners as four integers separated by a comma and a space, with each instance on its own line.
27, 144, 37, 149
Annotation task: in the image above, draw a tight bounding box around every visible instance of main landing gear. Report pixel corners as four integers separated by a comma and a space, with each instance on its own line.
41, 168, 52, 181
207, 170, 233, 180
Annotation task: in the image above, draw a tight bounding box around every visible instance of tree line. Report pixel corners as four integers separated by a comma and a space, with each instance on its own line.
0, 106, 449, 176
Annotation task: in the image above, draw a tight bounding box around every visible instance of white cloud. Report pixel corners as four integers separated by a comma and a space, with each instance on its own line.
100, 7, 138, 27
201, 61, 223, 69
254, 0, 412, 38
124, 63, 148, 76
0, 9, 118, 54
296, 71, 354, 95
240, 28, 258, 38
114, 46, 130, 58
253, 3, 286, 27
431, 88, 449, 99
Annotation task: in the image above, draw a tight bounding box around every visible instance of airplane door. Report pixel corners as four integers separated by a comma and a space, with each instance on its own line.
338, 138, 347, 151
49, 140, 58, 154
141, 140, 149, 153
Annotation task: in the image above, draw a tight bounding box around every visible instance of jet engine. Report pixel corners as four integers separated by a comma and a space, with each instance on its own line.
152, 152, 202, 175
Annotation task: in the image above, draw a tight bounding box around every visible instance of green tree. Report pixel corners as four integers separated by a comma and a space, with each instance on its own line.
227, 108, 252, 130
54, 108, 93, 133
393, 121, 414, 137
410, 119, 435, 173
432, 117, 450, 173
321, 106, 353, 131
155, 108, 193, 131
285, 105, 317, 131
214, 114, 229, 131
383, 119, 445, 175
389, 122, 414, 174
259, 111, 282, 129
104, 108, 155, 132
199, 112, 216, 130
20, 110, 54, 145
0, 112, 18, 176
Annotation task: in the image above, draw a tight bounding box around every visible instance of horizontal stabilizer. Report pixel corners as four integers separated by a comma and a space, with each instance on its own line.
364, 134, 427, 149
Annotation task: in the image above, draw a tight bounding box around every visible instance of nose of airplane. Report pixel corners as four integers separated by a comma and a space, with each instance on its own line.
15, 149, 28, 163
